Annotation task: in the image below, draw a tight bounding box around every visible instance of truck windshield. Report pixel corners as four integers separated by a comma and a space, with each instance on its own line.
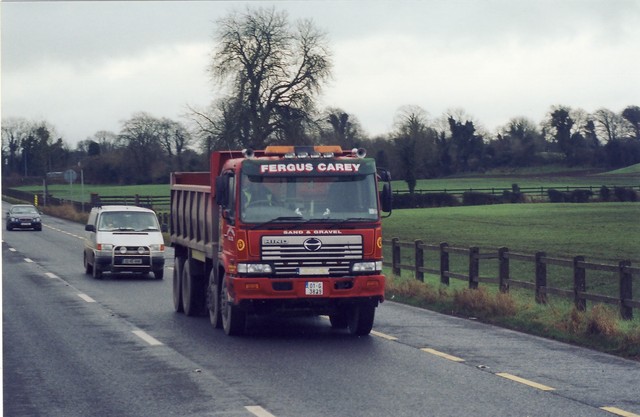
239, 172, 379, 224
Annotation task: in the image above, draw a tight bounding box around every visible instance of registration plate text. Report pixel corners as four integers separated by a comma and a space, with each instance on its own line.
305, 282, 324, 296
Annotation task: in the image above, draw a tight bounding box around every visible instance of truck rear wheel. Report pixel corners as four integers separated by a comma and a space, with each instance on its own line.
347, 303, 376, 336
208, 269, 222, 328
221, 273, 246, 336
182, 262, 205, 316
172, 256, 185, 313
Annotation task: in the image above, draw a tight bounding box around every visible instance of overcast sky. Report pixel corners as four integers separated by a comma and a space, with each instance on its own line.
2, 0, 639, 146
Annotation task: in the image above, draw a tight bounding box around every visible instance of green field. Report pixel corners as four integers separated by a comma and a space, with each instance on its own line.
382, 203, 640, 262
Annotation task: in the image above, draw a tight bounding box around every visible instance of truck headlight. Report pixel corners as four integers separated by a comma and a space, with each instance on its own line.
238, 263, 273, 274
352, 261, 382, 273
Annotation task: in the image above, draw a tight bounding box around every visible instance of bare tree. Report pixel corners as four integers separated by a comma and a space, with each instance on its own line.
209, 7, 332, 149
592, 108, 634, 142
622, 105, 640, 139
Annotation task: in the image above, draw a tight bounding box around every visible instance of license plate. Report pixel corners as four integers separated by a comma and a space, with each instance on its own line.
305, 282, 323, 296
122, 258, 143, 265
21, 222, 31, 226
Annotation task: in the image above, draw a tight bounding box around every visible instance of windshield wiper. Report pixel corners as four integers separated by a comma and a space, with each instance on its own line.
250, 216, 304, 230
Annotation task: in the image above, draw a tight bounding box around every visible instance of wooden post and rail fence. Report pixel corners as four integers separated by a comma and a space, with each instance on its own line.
384, 238, 640, 320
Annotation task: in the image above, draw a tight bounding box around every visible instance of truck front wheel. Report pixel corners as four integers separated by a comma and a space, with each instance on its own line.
208, 269, 222, 329
347, 303, 376, 336
221, 274, 246, 336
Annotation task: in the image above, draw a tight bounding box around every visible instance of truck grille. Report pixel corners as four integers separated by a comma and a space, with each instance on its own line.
261, 235, 363, 277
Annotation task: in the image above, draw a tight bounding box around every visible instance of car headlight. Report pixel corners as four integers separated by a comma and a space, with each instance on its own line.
351, 261, 383, 273
34, 217, 41, 223
237, 263, 272, 274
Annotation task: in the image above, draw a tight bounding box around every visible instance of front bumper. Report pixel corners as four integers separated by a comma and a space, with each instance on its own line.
227, 274, 385, 305
95, 252, 165, 273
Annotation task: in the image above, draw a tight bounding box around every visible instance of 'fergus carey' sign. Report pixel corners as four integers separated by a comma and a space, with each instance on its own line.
260, 162, 360, 174
243, 158, 377, 176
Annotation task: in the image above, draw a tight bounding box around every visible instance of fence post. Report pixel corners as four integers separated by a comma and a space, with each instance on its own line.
619, 260, 633, 320
498, 247, 509, 293
573, 256, 586, 312
535, 251, 547, 304
440, 242, 449, 286
415, 240, 424, 282
469, 247, 479, 289
392, 238, 401, 276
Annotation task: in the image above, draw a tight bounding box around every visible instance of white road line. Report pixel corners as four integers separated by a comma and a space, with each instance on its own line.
496, 372, 555, 391
24, 258, 34, 263
370, 330, 398, 341
45, 272, 59, 279
420, 348, 465, 362
132, 330, 163, 346
245, 405, 277, 417
601, 407, 640, 417
9, 248, 16, 252
77, 293, 96, 303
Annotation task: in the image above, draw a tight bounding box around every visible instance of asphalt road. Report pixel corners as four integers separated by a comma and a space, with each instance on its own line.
2, 202, 639, 417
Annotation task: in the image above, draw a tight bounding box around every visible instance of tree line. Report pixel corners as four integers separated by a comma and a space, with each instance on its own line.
2, 7, 639, 189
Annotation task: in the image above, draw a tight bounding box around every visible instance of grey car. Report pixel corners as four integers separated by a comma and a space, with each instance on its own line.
6, 204, 43, 231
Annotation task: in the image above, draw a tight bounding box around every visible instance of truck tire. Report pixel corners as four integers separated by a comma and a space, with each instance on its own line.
221, 273, 246, 336
208, 269, 222, 328
182, 262, 205, 316
173, 256, 185, 313
329, 308, 348, 329
347, 303, 376, 336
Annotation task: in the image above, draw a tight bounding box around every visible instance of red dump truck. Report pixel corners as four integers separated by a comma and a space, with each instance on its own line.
170, 145, 392, 336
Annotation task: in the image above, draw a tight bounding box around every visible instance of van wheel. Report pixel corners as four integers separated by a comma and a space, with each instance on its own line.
92, 264, 103, 280
83, 253, 93, 275
221, 273, 246, 336
181, 262, 205, 316
208, 269, 222, 329
153, 268, 164, 280
173, 257, 185, 313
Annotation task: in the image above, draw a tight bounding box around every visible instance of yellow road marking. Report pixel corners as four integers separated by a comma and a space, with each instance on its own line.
246, 405, 277, 417
421, 348, 465, 362
601, 407, 640, 417
371, 330, 398, 341
496, 372, 555, 391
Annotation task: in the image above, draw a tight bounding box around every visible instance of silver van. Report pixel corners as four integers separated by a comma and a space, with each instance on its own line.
83, 205, 165, 279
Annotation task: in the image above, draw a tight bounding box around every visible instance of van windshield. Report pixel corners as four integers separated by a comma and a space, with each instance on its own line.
98, 212, 160, 231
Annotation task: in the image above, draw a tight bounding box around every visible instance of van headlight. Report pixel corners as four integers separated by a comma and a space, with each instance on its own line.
352, 261, 382, 273
149, 244, 165, 252
97, 243, 113, 251
238, 263, 272, 274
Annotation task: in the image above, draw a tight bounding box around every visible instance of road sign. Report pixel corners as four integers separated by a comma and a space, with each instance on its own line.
64, 169, 78, 183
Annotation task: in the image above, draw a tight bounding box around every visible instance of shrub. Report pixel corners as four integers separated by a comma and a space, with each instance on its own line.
569, 189, 593, 203
599, 186, 611, 202
614, 187, 638, 202
547, 188, 567, 203
462, 191, 502, 206
416, 192, 459, 207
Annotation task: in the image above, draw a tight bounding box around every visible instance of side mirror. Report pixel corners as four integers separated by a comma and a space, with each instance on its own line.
381, 184, 393, 214
85, 224, 96, 232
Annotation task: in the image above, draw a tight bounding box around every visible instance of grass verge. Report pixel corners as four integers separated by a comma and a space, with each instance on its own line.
386, 272, 640, 360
